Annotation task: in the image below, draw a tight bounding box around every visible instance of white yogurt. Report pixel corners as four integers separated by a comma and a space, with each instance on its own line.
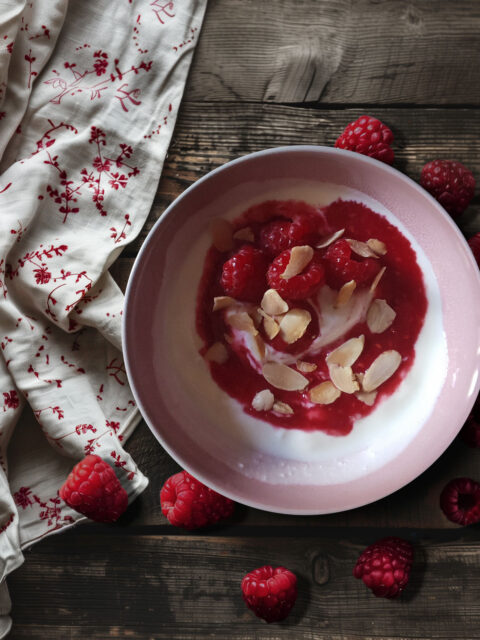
156, 180, 448, 485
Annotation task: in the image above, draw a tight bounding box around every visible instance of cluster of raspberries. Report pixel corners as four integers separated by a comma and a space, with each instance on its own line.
56, 115, 479, 625
220, 217, 382, 304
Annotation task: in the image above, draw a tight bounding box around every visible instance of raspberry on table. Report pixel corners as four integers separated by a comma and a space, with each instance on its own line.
241, 565, 297, 623
221, 245, 269, 302
267, 248, 325, 300
440, 477, 480, 526
160, 470, 234, 530
59, 454, 128, 523
353, 537, 413, 598
420, 160, 475, 218
468, 233, 480, 269
335, 115, 395, 165
323, 238, 381, 289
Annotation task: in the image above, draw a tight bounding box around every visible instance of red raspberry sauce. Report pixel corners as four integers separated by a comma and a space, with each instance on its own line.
196, 200, 428, 437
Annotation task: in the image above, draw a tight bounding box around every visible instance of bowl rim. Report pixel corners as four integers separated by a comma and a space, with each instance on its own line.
123, 145, 480, 514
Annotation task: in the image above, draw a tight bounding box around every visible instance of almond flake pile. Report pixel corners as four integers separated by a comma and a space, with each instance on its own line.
204, 221, 405, 423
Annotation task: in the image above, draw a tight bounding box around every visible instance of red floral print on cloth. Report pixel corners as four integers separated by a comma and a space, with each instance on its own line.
43, 49, 152, 107
44, 125, 140, 221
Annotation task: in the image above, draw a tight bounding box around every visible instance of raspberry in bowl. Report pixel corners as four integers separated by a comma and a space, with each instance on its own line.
124, 147, 480, 515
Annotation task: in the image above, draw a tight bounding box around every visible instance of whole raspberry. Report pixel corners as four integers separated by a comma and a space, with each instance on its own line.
259, 214, 320, 257
335, 115, 394, 165
323, 238, 381, 289
160, 470, 234, 530
440, 477, 480, 525
59, 454, 128, 523
259, 220, 294, 256
420, 160, 475, 217
267, 248, 325, 300
221, 245, 269, 302
241, 565, 297, 623
468, 233, 480, 269
353, 537, 413, 598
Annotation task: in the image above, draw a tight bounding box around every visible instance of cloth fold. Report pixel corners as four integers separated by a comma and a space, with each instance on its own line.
0, 0, 207, 635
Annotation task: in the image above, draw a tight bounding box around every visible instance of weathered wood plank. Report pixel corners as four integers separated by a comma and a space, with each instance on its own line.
124, 103, 480, 255
8, 534, 480, 639
188, 0, 480, 105
115, 420, 480, 530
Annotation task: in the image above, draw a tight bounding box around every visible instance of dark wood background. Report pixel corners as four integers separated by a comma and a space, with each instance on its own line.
8, 1, 480, 638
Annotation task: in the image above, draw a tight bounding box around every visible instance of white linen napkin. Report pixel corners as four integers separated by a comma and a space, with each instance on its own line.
0, 0, 207, 635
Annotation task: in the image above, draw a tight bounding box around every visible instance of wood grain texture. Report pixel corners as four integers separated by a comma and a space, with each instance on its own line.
188, 0, 480, 104
8, 533, 480, 639
124, 103, 480, 255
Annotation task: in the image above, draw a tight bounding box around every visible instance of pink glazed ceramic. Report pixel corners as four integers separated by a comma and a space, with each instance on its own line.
123, 147, 480, 514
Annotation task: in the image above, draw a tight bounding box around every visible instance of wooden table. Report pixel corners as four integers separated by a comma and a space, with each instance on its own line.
8, 1, 480, 638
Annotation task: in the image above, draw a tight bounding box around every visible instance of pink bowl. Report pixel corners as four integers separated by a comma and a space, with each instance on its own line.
123, 147, 480, 514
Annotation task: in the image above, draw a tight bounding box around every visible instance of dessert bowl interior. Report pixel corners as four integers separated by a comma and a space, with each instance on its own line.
124, 146, 480, 514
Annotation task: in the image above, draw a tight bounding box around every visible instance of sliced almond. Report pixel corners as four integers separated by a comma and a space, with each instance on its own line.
335, 280, 356, 308
326, 335, 365, 368
260, 311, 280, 340
356, 390, 377, 406
249, 307, 263, 327
296, 360, 317, 373
233, 226, 255, 242
367, 238, 387, 256
328, 364, 360, 394
210, 218, 233, 252
370, 266, 386, 293
205, 342, 228, 364
367, 299, 396, 334
362, 350, 402, 392
309, 381, 341, 405
251, 389, 275, 411
213, 296, 236, 311
262, 362, 309, 391
316, 228, 345, 249
280, 245, 314, 279
261, 289, 289, 316
279, 309, 311, 344
225, 310, 258, 336
346, 239, 380, 259
273, 400, 294, 415
251, 334, 266, 362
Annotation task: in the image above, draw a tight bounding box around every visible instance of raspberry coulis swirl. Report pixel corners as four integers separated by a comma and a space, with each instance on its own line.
196, 199, 427, 437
